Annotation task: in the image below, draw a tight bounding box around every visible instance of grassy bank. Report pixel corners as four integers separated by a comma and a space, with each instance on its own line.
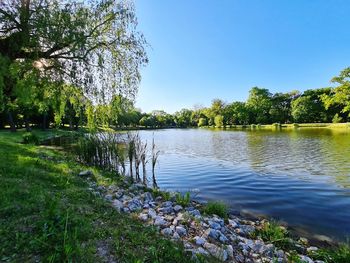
0, 130, 197, 262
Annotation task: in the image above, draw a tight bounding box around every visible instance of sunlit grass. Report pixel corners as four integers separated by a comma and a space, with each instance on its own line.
0, 129, 200, 262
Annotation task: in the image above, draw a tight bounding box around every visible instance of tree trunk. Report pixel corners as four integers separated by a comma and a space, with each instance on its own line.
69, 117, 74, 130
24, 116, 31, 132
8, 111, 16, 132
42, 113, 47, 130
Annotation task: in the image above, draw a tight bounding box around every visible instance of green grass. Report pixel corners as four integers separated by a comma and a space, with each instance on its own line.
252, 221, 293, 250
309, 243, 350, 263
0, 129, 199, 262
175, 192, 191, 206
202, 201, 228, 219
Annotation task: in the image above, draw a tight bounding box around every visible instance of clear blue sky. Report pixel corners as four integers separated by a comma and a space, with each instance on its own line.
134, 0, 350, 113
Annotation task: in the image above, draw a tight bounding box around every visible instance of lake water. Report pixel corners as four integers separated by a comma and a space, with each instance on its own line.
136, 128, 350, 242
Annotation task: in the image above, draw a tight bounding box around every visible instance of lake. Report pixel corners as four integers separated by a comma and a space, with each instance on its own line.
136, 128, 350, 242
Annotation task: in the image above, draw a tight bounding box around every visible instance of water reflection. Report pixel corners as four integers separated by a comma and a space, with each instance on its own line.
136, 128, 350, 241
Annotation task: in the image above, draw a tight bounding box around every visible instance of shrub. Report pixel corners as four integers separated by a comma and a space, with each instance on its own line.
22, 132, 40, 145
203, 201, 228, 219
175, 192, 191, 206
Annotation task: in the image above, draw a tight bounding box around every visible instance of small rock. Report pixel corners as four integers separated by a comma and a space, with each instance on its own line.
158, 206, 173, 214
194, 236, 206, 246
175, 226, 187, 236
112, 199, 123, 212
300, 255, 314, 263
195, 247, 209, 256
276, 249, 285, 258
155, 196, 163, 202
148, 208, 157, 219
205, 228, 219, 239
105, 194, 113, 202
123, 207, 130, 213
189, 209, 201, 217
78, 170, 93, 177
138, 213, 148, 222
228, 219, 239, 228
203, 242, 228, 261
161, 201, 173, 207
218, 233, 229, 243
237, 225, 255, 237
115, 191, 124, 199
174, 205, 183, 212
226, 245, 234, 259
184, 242, 193, 249
173, 232, 181, 240
208, 220, 222, 230
143, 192, 153, 202
161, 227, 173, 236
154, 216, 167, 227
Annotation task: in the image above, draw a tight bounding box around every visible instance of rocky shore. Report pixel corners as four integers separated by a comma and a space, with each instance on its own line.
81, 171, 324, 263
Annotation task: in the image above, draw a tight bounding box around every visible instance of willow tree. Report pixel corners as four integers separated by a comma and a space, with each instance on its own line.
0, 0, 147, 131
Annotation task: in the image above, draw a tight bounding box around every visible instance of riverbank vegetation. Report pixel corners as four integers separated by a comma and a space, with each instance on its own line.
0, 130, 205, 262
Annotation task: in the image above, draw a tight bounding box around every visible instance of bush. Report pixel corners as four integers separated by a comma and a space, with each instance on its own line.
175, 192, 191, 206
203, 201, 228, 219
22, 132, 40, 145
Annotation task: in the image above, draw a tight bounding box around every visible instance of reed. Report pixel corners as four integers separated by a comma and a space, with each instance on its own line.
76, 132, 123, 174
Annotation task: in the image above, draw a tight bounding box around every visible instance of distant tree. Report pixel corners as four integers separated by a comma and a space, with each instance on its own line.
214, 115, 224, 127
321, 67, 350, 121
174, 108, 192, 127
230, 101, 250, 125
291, 88, 331, 123
198, 117, 207, 127
246, 87, 272, 124
269, 91, 299, 123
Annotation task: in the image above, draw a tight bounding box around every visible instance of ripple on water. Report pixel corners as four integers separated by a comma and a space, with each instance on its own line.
135, 128, 350, 241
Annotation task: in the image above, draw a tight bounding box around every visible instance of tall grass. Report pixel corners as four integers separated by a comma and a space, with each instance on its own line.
76, 132, 124, 174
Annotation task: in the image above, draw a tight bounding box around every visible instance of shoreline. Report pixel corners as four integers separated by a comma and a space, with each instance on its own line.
83, 171, 335, 262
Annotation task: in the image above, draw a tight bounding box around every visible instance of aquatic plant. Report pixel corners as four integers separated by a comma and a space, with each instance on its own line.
76, 132, 123, 174
151, 136, 160, 188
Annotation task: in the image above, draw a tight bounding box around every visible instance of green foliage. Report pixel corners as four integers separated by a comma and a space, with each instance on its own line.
310, 243, 350, 263
253, 221, 292, 250
175, 192, 191, 206
22, 132, 39, 145
287, 250, 306, 263
214, 115, 224, 127
332, 113, 343, 123
152, 188, 171, 201
198, 117, 208, 127
203, 201, 228, 219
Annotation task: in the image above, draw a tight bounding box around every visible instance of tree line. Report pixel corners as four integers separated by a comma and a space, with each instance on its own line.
1, 66, 349, 130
